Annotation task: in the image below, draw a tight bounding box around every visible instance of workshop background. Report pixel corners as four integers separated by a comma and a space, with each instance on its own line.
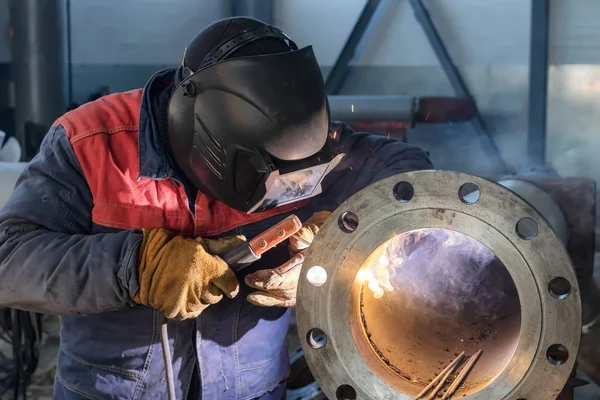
0, 0, 600, 399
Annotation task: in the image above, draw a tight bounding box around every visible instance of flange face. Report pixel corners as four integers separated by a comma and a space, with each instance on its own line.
297, 170, 581, 400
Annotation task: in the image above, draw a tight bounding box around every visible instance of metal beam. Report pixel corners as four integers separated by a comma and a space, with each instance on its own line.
10, 0, 67, 160
409, 0, 508, 173
230, 0, 273, 24
325, 0, 382, 94
527, 0, 550, 166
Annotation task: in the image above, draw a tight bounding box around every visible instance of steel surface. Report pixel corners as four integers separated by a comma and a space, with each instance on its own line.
297, 170, 581, 400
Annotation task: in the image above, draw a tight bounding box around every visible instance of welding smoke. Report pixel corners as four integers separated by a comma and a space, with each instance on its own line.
362, 229, 519, 325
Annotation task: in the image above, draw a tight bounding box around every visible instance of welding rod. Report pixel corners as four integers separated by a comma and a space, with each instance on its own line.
425, 355, 463, 400
441, 350, 483, 400
416, 351, 465, 399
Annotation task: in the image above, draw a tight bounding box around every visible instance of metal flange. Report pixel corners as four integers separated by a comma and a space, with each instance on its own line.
297, 170, 581, 400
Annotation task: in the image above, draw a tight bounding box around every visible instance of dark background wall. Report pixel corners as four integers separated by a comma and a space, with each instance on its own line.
0, 0, 599, 178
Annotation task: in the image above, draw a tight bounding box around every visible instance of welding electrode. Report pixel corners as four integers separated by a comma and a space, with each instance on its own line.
160, 215, 303, 400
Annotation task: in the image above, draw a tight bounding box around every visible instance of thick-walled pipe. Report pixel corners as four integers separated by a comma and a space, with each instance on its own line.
298, 170, 581, 400
327, 95, 476, 124
497, 179, 568, 244
10, 0, 67, 160
328, 95, 416, 123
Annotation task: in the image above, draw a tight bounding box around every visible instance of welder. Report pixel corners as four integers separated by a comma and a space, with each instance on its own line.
0, 17, 433, 399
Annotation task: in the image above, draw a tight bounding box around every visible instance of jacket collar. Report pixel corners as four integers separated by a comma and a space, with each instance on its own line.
138, 67, 180, 180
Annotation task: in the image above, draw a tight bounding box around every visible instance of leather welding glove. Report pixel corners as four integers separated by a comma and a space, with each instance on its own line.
245, 211, 331, 307
135, 228, 245, 320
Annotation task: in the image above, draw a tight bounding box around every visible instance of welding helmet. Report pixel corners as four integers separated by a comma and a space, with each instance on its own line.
167, 17, 343, 213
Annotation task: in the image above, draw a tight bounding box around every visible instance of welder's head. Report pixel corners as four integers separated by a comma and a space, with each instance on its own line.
167, 17, 343, 213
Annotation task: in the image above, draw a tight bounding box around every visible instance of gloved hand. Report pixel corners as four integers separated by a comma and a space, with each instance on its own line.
135, 228, 245, 320
245, 211, 331, 307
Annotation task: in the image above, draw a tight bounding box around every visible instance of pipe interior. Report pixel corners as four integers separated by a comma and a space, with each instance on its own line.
352, 228, 521, 398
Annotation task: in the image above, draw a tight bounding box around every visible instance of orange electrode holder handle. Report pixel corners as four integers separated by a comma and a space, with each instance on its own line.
221, 214, 303, 273
248, 215, 302, 256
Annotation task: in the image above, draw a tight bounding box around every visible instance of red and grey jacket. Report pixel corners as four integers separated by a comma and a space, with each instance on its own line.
0, 68, 433, 399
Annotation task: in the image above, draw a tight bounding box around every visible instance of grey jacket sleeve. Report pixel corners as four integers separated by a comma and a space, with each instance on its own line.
0, 125, 143, 315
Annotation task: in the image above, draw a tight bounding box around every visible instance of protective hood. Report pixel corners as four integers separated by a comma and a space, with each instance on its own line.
167, 42, 341, 212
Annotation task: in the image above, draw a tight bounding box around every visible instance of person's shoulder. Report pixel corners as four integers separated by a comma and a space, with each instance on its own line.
52, 90, 143, 175
55, 89, 143, 144
336, 122, 399, 154
333, 121, 433, 170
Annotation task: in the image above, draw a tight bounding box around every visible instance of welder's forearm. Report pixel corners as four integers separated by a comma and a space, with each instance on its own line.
0, 219, 143, 315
